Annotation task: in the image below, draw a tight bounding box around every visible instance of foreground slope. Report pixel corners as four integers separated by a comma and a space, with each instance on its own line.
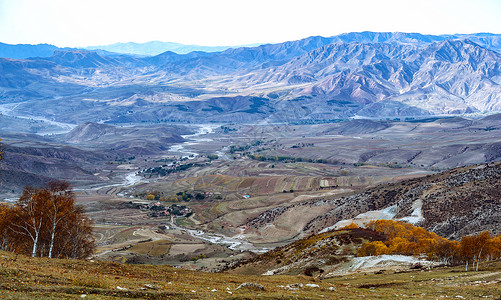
0, 249, 499, 299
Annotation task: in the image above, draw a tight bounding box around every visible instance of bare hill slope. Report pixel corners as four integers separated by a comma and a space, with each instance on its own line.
244, 162, 501, 241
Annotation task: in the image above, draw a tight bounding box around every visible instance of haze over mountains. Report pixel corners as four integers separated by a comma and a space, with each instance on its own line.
1, 31, 501, 128
84, 41, 262, 56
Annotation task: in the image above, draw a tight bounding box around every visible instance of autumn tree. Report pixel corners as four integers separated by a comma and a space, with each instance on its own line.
0, 202, 16, 251
0, 181, 95, 259
489, 235, 501, 260
435, 239, 460, 265
460, 231, 492, 271
10, 186, 49, 257
340, 223, 359, 230
357, 241, 388, 256
358, 220, 501, 270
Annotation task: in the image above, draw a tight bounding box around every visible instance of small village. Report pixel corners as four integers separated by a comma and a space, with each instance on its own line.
125, 200, 193, 218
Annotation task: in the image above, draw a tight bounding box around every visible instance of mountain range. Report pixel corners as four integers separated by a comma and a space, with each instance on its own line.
84, 41, 262, 56
1, 32, 501, 126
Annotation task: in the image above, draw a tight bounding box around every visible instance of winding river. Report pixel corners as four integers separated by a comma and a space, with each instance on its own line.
168, 124, 219, 159
165, 125, 268, 253
168, 217, 268, 253
97, 124, 266, 253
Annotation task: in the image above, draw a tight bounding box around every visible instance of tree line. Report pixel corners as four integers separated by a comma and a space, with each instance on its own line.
0, 181, 95, 259
355, 220, 501, 271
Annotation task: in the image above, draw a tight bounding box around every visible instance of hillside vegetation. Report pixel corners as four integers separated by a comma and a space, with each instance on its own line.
226, 223, 501, 277
360, 220, 501, 268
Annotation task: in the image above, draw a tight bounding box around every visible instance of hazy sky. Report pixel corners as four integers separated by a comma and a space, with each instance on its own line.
1, 0, 500, 47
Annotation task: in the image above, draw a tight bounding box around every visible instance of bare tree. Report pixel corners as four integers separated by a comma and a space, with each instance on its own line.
46, 181, 74, 258
10, 187, 49, 257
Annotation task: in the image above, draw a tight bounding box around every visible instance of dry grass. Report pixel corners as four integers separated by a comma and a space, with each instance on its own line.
129, 240, 172, 256
0, 250, 500, 299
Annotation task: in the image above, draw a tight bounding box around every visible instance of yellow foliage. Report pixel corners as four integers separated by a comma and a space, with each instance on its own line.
387, 237, 413, 254
340, 223, 359, 230
359, 220, 501, 266
357, 241, 388, 256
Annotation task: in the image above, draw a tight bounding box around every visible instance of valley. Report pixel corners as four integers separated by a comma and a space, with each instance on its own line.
2, 112, 500, 270
0, 31, 501, 298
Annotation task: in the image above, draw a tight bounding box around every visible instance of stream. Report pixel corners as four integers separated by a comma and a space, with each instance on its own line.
166, 125, 268, 253
168, 124, 219, 159
77, 124, 220, 192
168, 217, 268, 253
95, 124, 266, 253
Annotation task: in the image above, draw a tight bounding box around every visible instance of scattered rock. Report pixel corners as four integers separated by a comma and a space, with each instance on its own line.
142, 283, 159, 290
284, 283, 303, 290
236, 282, 265, 291
305, 283, 320, 288
116, 286, 127, 291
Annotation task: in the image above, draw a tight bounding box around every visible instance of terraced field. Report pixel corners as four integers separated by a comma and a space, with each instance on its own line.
60, 117, 501, 270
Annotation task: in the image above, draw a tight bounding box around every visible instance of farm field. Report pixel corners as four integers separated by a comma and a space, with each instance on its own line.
61, 117, 501, 268
3, 116, 501, 269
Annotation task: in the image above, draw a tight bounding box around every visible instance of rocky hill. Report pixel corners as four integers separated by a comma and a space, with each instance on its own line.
243, 162, 501, 241
62, 122, 189, 153
0, 140, 109, 194
225, 228, 385, 276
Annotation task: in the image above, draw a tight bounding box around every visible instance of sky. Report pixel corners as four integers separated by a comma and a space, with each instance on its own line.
0, 0, 500, 47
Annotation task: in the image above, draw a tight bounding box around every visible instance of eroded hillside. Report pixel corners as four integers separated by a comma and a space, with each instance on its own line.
244, 162, 501, 241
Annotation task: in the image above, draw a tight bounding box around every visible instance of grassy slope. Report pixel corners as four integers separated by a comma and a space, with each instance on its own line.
0, 250, 500, 299
226, 228, 385, 276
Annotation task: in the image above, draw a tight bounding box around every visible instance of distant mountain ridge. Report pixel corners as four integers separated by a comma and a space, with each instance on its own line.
84, 41, 262, 56
79, 32, 501, 56
0, 42, 66, 59
1, 32, 501, 124
2, 32, 501, 59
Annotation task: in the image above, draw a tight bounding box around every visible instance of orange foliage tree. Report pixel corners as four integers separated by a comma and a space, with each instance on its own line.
358, 220, 501, 270
358, 241, 388, 256
0, 181, 95, 259
339, 222, 359, 230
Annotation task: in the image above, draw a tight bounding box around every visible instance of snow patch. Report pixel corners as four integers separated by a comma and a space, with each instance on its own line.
319, 199, 426, 234
399, 199, 424, 225
319, 205, 398, 233
342, 254, 436, 272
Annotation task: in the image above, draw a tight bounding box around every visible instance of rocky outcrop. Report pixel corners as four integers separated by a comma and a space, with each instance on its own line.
245, 162, 501, 240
